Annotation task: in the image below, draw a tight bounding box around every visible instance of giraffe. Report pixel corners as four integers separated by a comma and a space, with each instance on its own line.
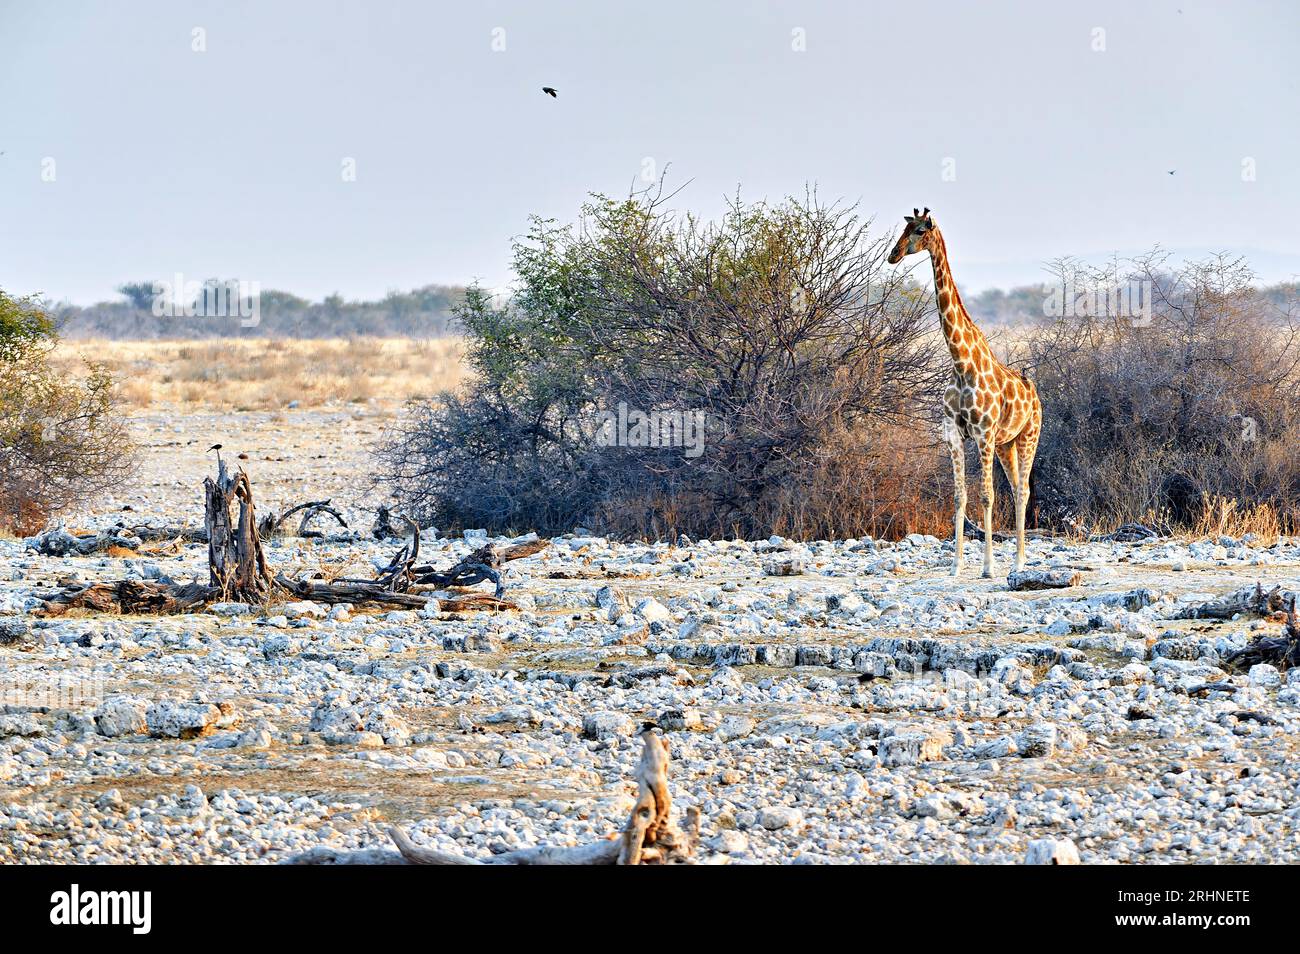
887, 208, 1042, 578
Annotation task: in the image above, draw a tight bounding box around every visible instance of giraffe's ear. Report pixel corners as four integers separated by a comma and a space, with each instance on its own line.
904, 216, 915, 224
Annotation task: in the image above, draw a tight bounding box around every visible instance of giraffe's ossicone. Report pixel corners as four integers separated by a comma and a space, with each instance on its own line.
887, 208, 1043, 578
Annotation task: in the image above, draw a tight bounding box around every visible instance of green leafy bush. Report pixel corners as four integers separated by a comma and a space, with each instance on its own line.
376, 188, 943, 539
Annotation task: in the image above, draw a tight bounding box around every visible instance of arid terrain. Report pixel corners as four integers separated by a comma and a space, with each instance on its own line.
52, 337, 466, 412
2, 353, 1300, 864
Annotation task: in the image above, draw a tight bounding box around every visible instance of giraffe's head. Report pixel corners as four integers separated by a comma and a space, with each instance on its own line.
886, 207, 936, 264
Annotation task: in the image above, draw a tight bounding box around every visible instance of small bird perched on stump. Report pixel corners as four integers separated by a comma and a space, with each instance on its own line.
541, 86, 557, 98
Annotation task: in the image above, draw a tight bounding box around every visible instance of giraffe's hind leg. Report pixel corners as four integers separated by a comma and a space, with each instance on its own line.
996, 441, 1022, 573
1014, 427, 1041, 574
944, 414, 967, 577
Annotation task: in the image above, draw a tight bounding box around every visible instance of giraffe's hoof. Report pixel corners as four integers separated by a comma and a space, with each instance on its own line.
980, 568, 994, 579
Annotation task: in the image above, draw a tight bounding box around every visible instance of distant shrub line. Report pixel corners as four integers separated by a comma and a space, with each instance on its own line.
51, 284, 467, 339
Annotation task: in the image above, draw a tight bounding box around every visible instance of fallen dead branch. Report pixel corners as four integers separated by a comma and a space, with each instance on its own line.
1176, 582, 1294, 621
274, 574, 429, 609
1224, 595, 1300, 672
36, 580, 213, 617
283, 730, 706, 865
28, 523, 211, 557
34, 467, 546, 616
1231, 709, 1281, 726
258, 499, 349, 539
407, 539, 550, 597
27, 528, 143, 557
128, 524, 208, 543
330, 527, 548, 602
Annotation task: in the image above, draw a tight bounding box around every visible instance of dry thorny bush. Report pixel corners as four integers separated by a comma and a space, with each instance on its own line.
379, 193, 1300, 542
376, 186, 947, 540
0, 290, 134, 534
1020, 251, 1300, 536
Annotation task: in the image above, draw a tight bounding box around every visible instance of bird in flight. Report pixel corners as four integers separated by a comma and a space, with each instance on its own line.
542, 87, 557, 98
1167, 170, 1176, 175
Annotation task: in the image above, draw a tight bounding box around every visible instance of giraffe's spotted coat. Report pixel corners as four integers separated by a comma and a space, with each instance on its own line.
888, 210, 1043, 578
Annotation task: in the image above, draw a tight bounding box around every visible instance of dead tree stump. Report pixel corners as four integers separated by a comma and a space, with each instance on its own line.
204, 460, 273, 603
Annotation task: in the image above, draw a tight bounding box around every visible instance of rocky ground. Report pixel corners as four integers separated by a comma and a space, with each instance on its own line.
3, 409, 1300, 865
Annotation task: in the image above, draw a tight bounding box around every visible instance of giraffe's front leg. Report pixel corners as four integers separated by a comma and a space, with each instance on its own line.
944, 415, 966, 577
977, 435, 996, 578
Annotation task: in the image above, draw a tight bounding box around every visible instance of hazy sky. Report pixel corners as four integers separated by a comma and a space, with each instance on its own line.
2, 0, 1297, 303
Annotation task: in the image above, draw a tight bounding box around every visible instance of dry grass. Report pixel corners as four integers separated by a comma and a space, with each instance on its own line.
1188, 495, 1284, 545
51, 337, 466, 411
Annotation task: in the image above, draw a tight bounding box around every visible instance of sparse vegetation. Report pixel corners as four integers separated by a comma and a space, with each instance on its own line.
0, 290, 134, 533
377, 188, 944, 539
1021, 252, 1300, 535
49, 337, 465, 410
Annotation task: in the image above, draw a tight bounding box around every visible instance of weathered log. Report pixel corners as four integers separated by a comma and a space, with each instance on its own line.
274, 574, 430, 609
387, 828, 620, 866
1223, 595, 1300, 672
128, 525, 208, 544
26, 528, 142, 557
284, 731, 706, 866
1232, 709, 1281, 726
1176, 582, 1293, 621
343, 530, 549, 598
35, 580, 214, 617
1007, 568, 1082, 590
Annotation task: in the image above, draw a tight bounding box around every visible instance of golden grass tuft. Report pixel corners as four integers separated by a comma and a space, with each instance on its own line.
1188, 494, 1284, 545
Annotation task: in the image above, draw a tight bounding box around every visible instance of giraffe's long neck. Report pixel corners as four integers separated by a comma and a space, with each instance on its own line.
929, 229, 990, 373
